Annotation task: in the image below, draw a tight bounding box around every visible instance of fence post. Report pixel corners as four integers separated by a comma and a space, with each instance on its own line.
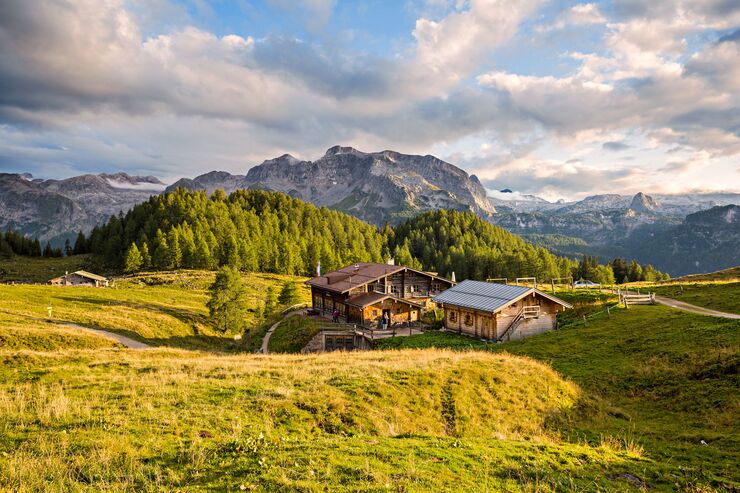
551, 280, 555, 294
606, 305, 610, 316
582, 315, 588, 326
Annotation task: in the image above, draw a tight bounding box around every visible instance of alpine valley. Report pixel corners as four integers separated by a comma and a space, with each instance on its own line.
1, 146, 737, 277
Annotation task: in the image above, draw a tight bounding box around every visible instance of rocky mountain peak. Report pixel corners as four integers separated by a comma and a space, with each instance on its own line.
324, 145, 363, 157
630, 192, 657, 213
99, 172, 165, 186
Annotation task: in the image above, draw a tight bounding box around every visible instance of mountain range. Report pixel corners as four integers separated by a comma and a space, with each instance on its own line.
167, 145, 495, 225
1, 146, 738, 276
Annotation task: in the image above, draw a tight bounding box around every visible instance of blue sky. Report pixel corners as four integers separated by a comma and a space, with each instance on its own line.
0, 0, 738, 200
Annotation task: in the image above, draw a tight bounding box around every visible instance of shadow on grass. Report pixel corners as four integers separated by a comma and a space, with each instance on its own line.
53, 294, 209, 327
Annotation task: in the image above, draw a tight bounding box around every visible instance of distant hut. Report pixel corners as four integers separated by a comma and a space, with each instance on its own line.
49, 270, 109, 288
433, 280, 572, 341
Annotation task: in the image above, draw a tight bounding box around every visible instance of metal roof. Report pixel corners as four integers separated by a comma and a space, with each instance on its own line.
432, 280, 533, 313
73, 270, 108, 281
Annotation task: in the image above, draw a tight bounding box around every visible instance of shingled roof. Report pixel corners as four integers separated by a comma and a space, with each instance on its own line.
345, 292, 424, 308
307, 262, 405, 293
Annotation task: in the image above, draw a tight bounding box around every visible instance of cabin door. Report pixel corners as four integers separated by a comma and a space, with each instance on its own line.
382, 309, 391, 328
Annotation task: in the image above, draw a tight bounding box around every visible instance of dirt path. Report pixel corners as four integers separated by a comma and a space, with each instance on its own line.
653, 296, 740, 319
615, 289, 740, 319
58, 322, 152, 349
260, 310, 304, 354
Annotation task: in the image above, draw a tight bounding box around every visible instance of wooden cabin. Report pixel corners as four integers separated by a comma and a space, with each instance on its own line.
433, 280, 572, 341
307, 262, 454, 327
49, 270, 109, 287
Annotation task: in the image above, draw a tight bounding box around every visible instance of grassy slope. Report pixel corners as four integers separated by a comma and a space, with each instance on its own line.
376, 305, 740, 490
673, 266, 740, 283
0, 270, 310, 351
267, 315, 323, 353
0, 348, 654, 492
645, 281, 740, 314
0, 254, 98, 283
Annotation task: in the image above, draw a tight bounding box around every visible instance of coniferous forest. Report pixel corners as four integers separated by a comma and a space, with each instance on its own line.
9, 188, 665, 283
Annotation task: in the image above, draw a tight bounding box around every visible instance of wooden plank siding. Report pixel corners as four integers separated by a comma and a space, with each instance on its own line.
443, 292, 566, 341
309, 264, 453, 328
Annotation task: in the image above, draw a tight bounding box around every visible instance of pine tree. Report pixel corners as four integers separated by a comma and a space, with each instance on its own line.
206, 266, 248, 333
64, 239, 73, 257
140, 242, 151, 270
166, 228, 182, 269
278, 281, 299, 306
264, 286, 278, 316
152, 230, 169, 270
124, 243, 143, 274
43, 242, 53, 257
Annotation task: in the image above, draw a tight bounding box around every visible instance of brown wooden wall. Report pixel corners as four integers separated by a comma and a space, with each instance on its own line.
443, 291, 565, 340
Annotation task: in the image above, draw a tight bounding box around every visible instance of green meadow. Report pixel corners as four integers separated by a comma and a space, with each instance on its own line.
0, 270, 310, 351
0, 263, 737, 491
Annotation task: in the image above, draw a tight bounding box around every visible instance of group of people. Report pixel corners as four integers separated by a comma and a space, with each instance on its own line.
331, 308, 391, 330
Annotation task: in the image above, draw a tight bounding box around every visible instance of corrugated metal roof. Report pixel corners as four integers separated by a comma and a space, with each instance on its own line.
432, 280, 532, 313
73, 270, 108, 281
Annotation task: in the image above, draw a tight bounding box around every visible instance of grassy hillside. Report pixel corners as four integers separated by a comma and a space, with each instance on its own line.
376, 304, 740, 490
672, 266, 740, 283
646, 281, 740, 314
1, 348, 655, 492
0, 254, 98, 283
0, 270, 309, 351
267, 315, 323, 353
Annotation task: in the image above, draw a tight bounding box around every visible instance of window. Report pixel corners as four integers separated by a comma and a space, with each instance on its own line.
431, 282, 442, 292
464, 314, 473, 326
449, 311, 457, 322
396, 308, 402, 314
372, 310, 378, 317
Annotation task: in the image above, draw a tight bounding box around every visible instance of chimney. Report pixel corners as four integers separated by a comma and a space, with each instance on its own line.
451, 271, 456, 283
386, 257, 395, 265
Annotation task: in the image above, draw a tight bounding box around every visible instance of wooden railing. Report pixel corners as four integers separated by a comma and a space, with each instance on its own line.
522, 305, 540, 318
497, 308, 525, 342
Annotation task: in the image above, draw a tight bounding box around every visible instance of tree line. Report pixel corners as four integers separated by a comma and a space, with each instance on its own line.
86, 188, 387, 275
0, 229, 88, 258
3, 189, 667, 284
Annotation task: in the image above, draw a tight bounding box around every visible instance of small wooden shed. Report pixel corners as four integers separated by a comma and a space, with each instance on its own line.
49, 270, 109, 288
433, 280, 572, 341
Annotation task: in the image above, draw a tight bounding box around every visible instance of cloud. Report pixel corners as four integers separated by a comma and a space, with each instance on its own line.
603, 141, 631, 151
0, 0, 737, 199
536, 3, 606, 32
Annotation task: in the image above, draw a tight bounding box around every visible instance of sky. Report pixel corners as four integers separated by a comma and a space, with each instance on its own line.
0, 0, 739, 201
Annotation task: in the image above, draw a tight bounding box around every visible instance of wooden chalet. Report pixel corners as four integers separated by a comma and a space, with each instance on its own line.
307, 262, 455, 327
49, 270, 109, 288
433, 280, 572, 341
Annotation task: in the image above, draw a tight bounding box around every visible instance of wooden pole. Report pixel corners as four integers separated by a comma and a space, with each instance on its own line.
551, 280, 555, 294
606, 305, 610, 316
582, 315, 588, 326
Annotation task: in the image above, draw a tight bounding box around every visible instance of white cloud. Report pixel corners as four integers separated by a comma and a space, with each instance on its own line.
0, 0, 738, 199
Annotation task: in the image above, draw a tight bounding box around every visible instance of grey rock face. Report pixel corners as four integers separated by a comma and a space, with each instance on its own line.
0, 172, 165, 244
629, 192, 657, 212
170, 146, 497, 225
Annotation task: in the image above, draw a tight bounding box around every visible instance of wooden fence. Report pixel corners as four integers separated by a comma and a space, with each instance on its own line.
618, 290, 656, 307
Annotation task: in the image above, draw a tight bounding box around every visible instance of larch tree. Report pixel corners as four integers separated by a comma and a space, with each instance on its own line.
124, 243, 143, 274
206, 266, 249, 333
